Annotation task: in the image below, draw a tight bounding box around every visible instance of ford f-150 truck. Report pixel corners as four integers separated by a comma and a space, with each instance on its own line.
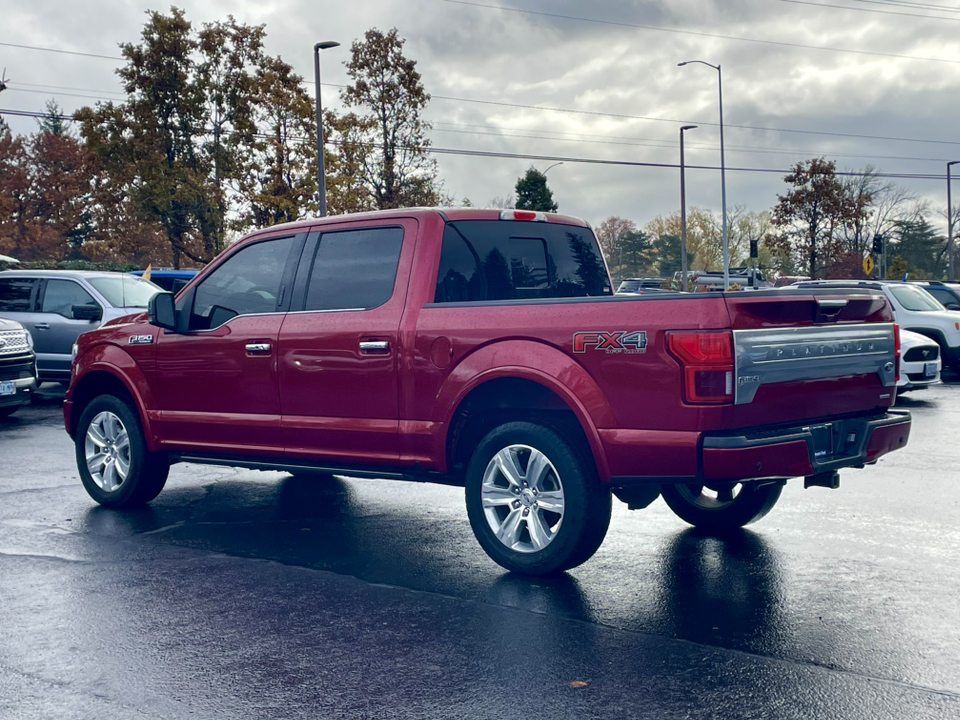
65, 208, 911, 574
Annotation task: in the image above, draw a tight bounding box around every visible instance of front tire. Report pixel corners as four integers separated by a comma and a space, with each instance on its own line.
75, 394, 169, 507
465, 421, 611, 575
661, 480, 784, 530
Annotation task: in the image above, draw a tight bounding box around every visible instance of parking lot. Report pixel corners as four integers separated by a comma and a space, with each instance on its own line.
2, 378, 959, 719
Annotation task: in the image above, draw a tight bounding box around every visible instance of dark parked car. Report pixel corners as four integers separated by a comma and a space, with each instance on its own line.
913, 282, 960, 311
0, 317, 37, 418
0, 270, 160, 383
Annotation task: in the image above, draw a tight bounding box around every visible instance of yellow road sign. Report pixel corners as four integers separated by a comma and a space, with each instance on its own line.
863, 255, 875, 276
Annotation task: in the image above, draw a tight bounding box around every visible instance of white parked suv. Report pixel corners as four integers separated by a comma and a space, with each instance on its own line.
898, 329, 941, 391
793, 280, 960, 371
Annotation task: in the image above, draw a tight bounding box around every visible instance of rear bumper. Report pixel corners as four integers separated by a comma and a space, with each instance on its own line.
699, 411, 911, 482
607, 411, 911, 487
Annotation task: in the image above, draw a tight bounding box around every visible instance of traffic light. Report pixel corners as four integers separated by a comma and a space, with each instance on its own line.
749, 239, 759, 259
872, 235, 884, 254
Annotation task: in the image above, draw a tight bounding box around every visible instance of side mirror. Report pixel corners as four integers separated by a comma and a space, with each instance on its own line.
946, 302, 960, 311
72, 304, 102, 322
147, 292, 177, 331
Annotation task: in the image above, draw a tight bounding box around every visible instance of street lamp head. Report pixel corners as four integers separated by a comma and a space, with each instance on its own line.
949, 161, 960, 168
680, 59, 719, 71
680, 125, 697, 132
315, 41, 340, 51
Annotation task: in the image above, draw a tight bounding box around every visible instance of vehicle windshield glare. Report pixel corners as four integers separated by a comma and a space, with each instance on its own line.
88, 276, 161, 308
888, 284, 945, 312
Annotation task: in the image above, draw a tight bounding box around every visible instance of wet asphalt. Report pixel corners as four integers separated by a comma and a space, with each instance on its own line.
1, 378, 959, 719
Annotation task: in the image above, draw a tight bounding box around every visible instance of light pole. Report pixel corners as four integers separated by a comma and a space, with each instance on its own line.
949, 161, 959, 282
314, 41, 340, 217
679, 125, 697, 292
543, 162, 564, 174
679, 60, 729, 290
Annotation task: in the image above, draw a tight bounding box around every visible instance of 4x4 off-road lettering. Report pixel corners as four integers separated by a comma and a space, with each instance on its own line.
573, 331, 647, 354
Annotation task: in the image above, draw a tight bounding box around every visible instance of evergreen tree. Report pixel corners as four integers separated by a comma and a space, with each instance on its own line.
514, 167, 558, 213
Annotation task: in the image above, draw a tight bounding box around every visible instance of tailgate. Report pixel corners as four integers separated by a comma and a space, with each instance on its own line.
721, 290, 897, 428
734, 323, 896, 404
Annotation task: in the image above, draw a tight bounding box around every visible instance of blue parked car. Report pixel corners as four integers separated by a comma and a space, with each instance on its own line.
130, 269, 199, 294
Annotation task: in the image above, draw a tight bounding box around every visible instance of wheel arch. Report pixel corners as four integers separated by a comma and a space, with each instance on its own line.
68, 360, 157, 451
440, 341, 614, 483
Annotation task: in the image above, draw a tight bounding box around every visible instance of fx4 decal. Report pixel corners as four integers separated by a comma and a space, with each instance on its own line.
573, 331, 647, 354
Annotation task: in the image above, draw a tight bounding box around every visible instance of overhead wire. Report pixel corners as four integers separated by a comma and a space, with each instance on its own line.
0, 106, 951, 181
5, 40, 960, 147
779, 0, 960, 20
848, 0, 960, 13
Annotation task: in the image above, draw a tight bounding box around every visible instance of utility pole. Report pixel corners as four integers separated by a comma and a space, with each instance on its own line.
949, 161, 959, 282
679, 125, 697, 292
314, 41, 340, 217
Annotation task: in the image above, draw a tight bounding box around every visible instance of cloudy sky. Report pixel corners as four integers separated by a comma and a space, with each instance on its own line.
3, 0, 960, 232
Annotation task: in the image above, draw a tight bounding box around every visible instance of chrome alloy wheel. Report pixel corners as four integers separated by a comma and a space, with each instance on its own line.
84, 411, 131, 492
675, 482, 743, 510
481, 444, 565, 554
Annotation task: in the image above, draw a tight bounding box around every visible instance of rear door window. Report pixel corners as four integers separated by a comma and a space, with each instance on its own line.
0, 278, 39, 312
434, 221, 612, 303
301, 227, 404, 311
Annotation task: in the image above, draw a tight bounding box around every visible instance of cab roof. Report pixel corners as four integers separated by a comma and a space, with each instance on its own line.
247, 207, 592, 238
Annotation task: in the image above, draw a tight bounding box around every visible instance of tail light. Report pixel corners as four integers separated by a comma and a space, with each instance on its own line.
668, 330, 734, 404
894, 323, 901, 384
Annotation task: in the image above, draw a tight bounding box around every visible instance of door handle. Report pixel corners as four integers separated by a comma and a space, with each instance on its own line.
359, 340, 390, 353
245, 342, 272, 354
34, 323, 50, 330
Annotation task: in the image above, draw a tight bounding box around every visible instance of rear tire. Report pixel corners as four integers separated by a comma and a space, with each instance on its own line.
465, 421, 611, 575
75, 394, 169, 507
661, 481, 783, 530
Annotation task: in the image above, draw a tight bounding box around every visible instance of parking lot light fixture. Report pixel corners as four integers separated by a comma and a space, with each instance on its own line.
680, 125, 697, 293
679, 60, 729, 290
314, 41, 340, 217
949, 161, 959, 282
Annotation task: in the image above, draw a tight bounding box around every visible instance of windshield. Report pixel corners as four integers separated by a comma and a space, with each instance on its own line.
88, 276, 161, 308
888, 284, 945, 312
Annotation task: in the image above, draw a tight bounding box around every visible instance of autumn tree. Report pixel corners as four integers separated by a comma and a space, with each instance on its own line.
0, 131, 31, 260
197, 17, 265, 250
515, 167, 558, 213
29, 103, 94, 258
234, 55, 319, 228
336, 27, 439, 209
645, 208, 724, 272
0, 102, 93, 262
772, 158, 865, 279
324, 110, 377, 215
77, 8, 211, 267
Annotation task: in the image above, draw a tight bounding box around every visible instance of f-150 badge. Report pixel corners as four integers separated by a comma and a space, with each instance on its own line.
573, 331, 647, 354
128, 335, 154, 345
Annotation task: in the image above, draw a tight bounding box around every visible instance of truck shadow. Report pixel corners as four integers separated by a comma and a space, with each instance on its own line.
77, 474, 788, 657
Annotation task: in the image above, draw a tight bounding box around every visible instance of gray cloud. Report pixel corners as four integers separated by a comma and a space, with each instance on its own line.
3, 0, 959, 239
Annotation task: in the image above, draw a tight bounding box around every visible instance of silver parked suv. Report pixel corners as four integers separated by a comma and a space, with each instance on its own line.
0, 271, 159, 384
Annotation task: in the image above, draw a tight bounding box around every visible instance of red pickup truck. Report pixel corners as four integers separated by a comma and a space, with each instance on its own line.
65, 208, 911, 574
